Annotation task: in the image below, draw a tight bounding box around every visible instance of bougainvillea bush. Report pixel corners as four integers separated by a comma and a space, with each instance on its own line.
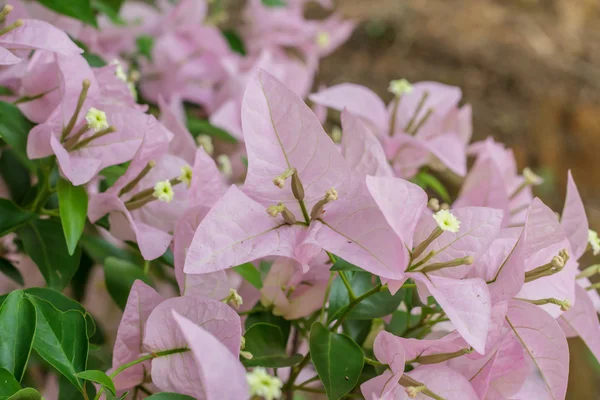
0, 0, 599, 399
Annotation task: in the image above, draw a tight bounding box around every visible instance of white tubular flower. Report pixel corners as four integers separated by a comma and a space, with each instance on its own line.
85, 107, 109, 132
589, 229, 600, 256
325, 187, 338, 202
196, 134, 214, 155
153, 180, 174, 203
217, 154, 232, 177
178, 165, 193, 188
388, 79, 413, 96
246, 368, 283, 400
315, 31, 331, 49
433, 209, 460, 233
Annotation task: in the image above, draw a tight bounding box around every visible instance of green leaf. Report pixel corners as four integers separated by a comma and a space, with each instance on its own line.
36, 0, 97, 27
136, 35, 154, 60
145, 394, 195, 400
309, 322, 364, 400
99, 164, 128, 188
22, 287, 96, 338
221, 29, 246, 55
57, 178, 88, 255
18, 219, 82, 291
233, 262, 263, 289
187, 117, 238, 144
387, 310, 409, 337
0, 291, 36, 382
5, 388, 42, 400
0, 368, 20, 396
242, 323, 303, 368
77, 370, 115, 395
262, 0, 286, 6
342, 319, 372, 346
0, 86, 14, 96
29, 296, 88, 393
330, 257, 365, 272
328, 272, 404, 322
0, 102, 35, 170
92, 0, 125, 25
79, 233, 139, 265
104, 257, 151, 309
0, 258, 24, 286
82, 52, 107, 67
413, 172, 451, 203
245, 311, 290, 344
0, 199, 35, 237
0, 150, 32, 205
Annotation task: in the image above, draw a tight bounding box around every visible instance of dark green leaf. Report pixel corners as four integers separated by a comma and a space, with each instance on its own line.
99, 164, 127, 188
29, 296, 88, 393
57, 178, 88, 255
309, 322, 364, 400
0, 150, 32, 205
343, 319, 372, 346
233, 262, 262, 289
328, 272, 404, 322
0, 199, 35, 237
0, 102, 35, 170
0, 258, 24, 286
187, 117, 238, 144
145, 394, 195, 400
82, 52, 107, 67
0, 367, 20, 396
242, 323, 302, 368
413, 172, 451, 203
262, 0, 286, 6
0, 86, 14, 96
136, 35, 154, 60
104, 257, 151, 309
387, 310, 408, 337
93, 0, 125, 25
0, 291, 35, 382
5, 388, 42, 400
77, 370, 115, 395
330, 257, 365, 272
36, 0, 97, 27
221, 29, 246, 55
245, 311, 290, 344
79, 233, 139, 265
23, 287, 96, 338
58, 375, 96, 400
18, 219, 81, 291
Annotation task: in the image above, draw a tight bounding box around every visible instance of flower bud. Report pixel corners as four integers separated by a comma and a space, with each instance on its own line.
405, 386, 426, 398
272, 168, 295, 189
588, 229, 600, 256
309, 187, 339, 220
224, 288, 243, 308
291, 170, 305, 201
427, 198, 440, 212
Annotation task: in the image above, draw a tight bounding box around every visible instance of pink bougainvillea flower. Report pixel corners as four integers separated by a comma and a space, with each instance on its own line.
111, 280, 164, 391
0, 5, 82, 66
185, 70, 406, 280
360, 331, 406, 399
142, 296, 245, 398
310, 81, 470, 178
366, 175, 503, 352
26, 54, 159, 186
260, 256, 330, 319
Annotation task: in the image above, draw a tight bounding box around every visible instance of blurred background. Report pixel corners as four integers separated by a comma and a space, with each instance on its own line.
303, 0, 600, 397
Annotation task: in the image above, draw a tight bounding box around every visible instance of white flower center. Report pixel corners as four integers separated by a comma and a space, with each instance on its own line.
433, 209, 460, 233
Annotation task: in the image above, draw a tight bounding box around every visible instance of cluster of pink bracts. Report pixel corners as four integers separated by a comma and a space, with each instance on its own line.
1, 0, 600, 399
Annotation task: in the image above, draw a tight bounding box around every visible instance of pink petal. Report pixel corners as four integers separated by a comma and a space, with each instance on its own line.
171, 311, 249, 400
184, 185, 305, 274
403, 365, 478, 400
309, 83, 388, 134
341, 110, 394, 178
0, 46, 21, 65
143, 296, 242, 398
0, 19, 82, 56
210, 100, 243, 140
50, 134, 102, 186
560, 171, 589, 260
504, 300, 569, 400
365, 175, 427, 249
159, 96, 197, 164
559, 285, 600, 361
112, 281, 164, 390
189, 148, 226, 208
361, 331, 406, 399
241, 70, 350, 216
412, 207, 504, 279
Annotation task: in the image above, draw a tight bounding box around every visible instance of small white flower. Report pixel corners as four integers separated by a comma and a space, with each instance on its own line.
433, 209, 460, 233
227, 288, 243, 308
388, 79, 413, 96
325, 187, 338, 202
196, 134, 214, 155
85, 107, 109, 133
178, 165, 193, 188
153, 180, 174, 203
589, 229, 600, 256
246, 368, 283, 400
217, 154, 232, 177
315, 31, 331, 49
522, 167, 543, 186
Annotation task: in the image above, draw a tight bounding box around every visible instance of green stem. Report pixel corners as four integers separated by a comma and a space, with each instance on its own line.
93, 348, 188, 400
298, 199, 310, 224
338, 271, 357, 301
364, 356, 384, 367
320, 272, 335, 324
284, 352, 311, 397
296, 374, 320, 389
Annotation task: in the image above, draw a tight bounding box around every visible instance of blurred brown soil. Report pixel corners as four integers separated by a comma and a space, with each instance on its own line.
315, 0, 600, 397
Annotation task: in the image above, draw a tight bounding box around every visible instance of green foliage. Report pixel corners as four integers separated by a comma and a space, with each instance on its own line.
0, 150, 33, 205
412, 171, 451, 203
0, 368, 22, 397
309, 322, 364, 399
145, 394, 195, 400
0, 199, 35, 236
136, 35, 154, 60
187, 116, 238, 144
262, 0, 287, 6
76, 370, 116, 395
3, 388, 42, 400
233, 262, 263, 289
242, 323, 303, 367
0, 291, 36, 382
103, 257, 152, 309
222, 29, 246, 55
36, 0, 97, 27
0, 102, 35, 170
18, 219, 82, 291
57, 178, 88, 255
0, 258, 24, 286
